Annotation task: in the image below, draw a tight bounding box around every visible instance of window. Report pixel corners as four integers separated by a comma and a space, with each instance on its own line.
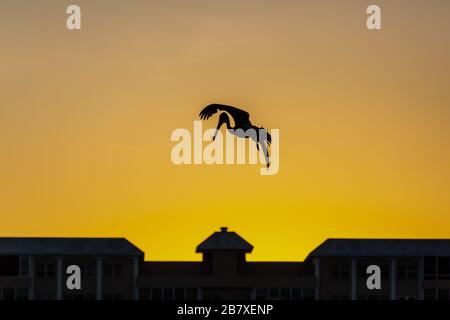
185, 288, 198, 300
437, 257, 450, 280
381, 265, 388, 279
291, 289, 302, 300
162, 288, 173, 300
269, 288, 280, 300
358, 265, 366, 278
424, 288, 450, 301
256, 288, 314, 301
424, 289, 436, 300
83, 263, 95, 278
424, 257, 437, 280
424, 257, 450, 280
17, 288, 29, 301
152, 288, 162, 300
331, 264, 350, 279
255, 288, 268, 300
139, 288, 152, 300
398, 265, 417, 280
358, 264, 388, 279
19, 256, 29, 276
63, 263, 95, 280
174, 288, 185, 300
37, 263, 55, 278
302, 288, 315, 300
0, 256, 19, 276
2, 288, 15, 300
437, 289, 450, 300
104, 264, 122, 278
280, 289, 290, 300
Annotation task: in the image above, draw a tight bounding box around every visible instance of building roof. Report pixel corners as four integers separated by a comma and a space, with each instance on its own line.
0, 238, 144, 256
196, 227, 253, 253
307, 239, 450, 258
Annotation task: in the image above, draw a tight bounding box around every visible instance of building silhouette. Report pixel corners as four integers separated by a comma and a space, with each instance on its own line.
0, 238, 142, 300
0, 227, 449, 300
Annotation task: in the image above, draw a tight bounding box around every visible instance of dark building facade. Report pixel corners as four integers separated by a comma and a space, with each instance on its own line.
0, 238, 143, 300
308, 239, 450, 300
138, 227, 315, 300
1, 227, 450, 300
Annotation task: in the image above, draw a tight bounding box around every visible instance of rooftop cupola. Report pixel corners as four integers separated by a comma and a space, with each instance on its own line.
196, 227, 253, 276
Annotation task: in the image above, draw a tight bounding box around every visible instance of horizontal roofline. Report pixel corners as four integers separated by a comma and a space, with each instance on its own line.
0, 237, 144, 256
306, 238, 450, 260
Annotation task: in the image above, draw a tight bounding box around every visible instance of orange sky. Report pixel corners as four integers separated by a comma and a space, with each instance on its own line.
1, 0, 450, 261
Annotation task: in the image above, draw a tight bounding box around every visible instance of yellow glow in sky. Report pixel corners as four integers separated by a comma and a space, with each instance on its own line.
1, 0, 450, 261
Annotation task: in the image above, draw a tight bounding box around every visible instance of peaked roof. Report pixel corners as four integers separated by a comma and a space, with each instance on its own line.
0, 238, 144, 256
307, 239, 450, 259
196, 227, 253, 253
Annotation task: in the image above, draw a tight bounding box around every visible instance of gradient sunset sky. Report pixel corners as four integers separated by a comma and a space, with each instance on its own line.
1, 0, 450, 261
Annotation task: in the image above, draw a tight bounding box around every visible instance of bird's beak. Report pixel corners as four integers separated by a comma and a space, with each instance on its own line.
213, 118, 224, 141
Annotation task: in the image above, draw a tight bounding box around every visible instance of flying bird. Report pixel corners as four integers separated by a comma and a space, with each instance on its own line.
199, 103, 272, 167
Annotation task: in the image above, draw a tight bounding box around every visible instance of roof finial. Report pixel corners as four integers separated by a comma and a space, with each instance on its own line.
220, 227, 228, 232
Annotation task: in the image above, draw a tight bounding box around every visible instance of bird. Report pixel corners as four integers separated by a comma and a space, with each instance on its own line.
199, 103, 272, 168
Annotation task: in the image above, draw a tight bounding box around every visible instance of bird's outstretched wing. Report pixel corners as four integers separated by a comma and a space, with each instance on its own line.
199, 104, 251, 126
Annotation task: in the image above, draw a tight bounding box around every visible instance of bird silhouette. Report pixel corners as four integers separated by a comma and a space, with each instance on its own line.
199, 103, 272, 167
